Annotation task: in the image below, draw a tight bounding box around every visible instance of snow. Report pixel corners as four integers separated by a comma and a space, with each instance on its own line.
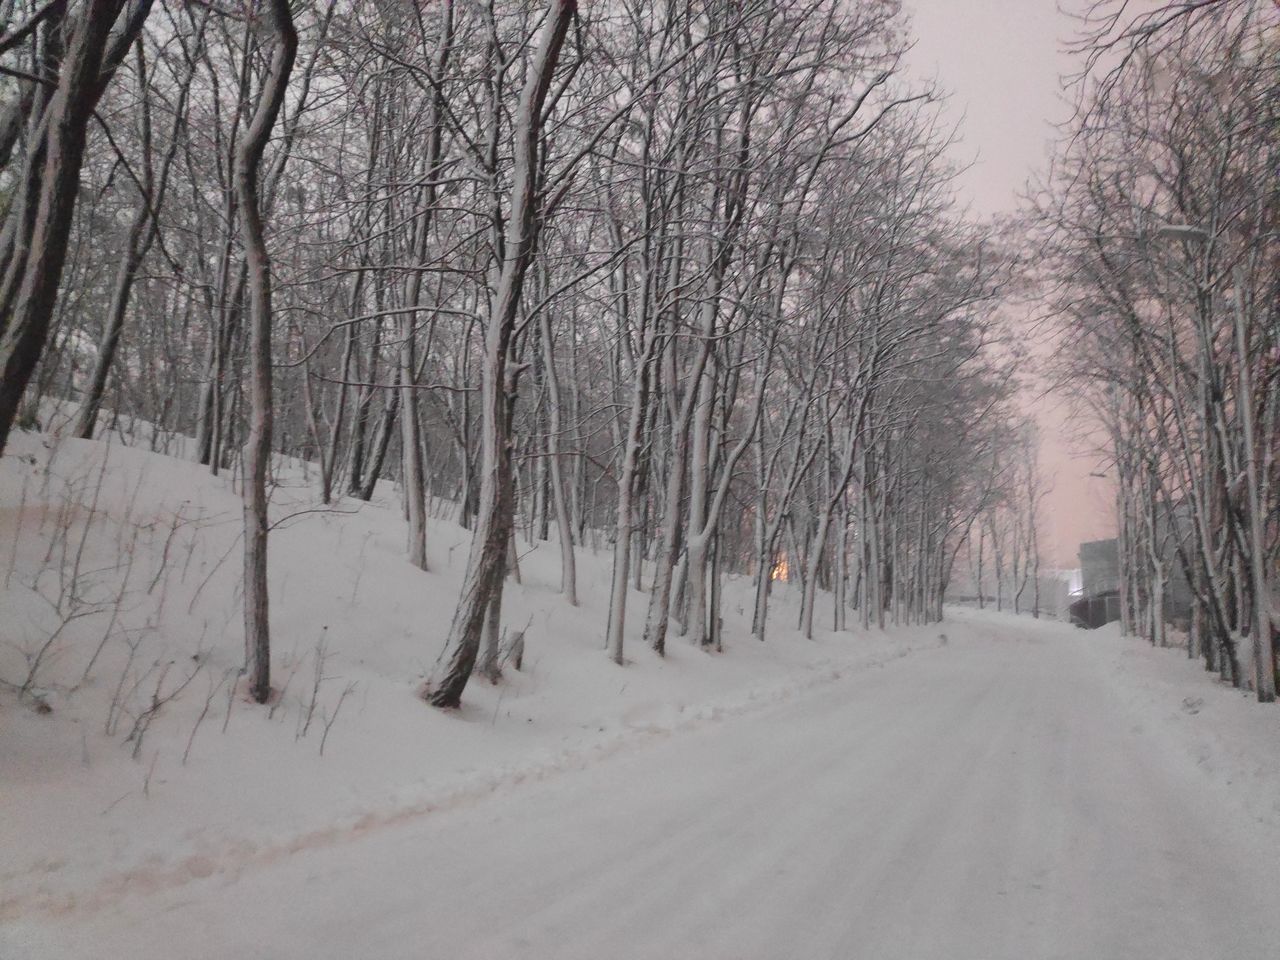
0, 431, 943, 920
3, 431, 1280, 958
1087, 620, 1280, 830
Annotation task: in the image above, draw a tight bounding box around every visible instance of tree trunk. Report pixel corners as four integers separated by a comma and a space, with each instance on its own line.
427, 0, 575, 709
0, 1, 142, 455
605, 328, 656, 664
236, 0, 297, 704
539, 307, 576, 604
1233, 268, 1275, 702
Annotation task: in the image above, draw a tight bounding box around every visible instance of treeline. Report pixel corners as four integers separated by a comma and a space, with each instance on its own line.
0, 1, 1033, 708
1040, 0, 1278, 700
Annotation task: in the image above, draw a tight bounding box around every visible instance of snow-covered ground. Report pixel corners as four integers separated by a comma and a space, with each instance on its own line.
0, 431, 944, 921
1087, 619, 1280, 832
3, 432, 1279, 958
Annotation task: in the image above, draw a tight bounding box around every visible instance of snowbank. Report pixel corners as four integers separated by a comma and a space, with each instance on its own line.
1085, 623, 1280, 830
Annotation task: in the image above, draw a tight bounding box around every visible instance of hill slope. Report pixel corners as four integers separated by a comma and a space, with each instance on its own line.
0, 430, 947, 915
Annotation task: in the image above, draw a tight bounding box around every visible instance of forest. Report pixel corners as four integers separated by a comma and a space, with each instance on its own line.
0, 0, 1054, 710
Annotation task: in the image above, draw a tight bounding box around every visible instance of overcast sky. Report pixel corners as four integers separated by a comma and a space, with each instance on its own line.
905, 0, 1116, 568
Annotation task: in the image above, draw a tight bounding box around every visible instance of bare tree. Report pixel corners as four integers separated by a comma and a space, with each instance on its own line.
0, 0, 151, 453
236, 0, 298, 703
426, 0, 577, 709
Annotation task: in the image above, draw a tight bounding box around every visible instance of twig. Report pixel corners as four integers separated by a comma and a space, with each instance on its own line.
268, 505, 361, 532
221, 667, 240, 734
143, 749, 160, 797
319, 682, 356, 757
184, 668, 232, 765
298, 629, 330, 740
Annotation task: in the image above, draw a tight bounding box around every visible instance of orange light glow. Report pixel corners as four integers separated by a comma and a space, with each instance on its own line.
770, 554, 789, 582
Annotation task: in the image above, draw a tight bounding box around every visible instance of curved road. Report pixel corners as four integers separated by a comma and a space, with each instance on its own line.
7, 617, 1279, 959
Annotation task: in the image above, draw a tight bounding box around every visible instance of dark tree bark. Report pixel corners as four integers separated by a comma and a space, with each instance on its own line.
236, 0, 298, 704
0, 0, 147, 455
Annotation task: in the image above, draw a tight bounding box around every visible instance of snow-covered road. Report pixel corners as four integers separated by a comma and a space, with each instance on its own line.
7, 615, 1280, 959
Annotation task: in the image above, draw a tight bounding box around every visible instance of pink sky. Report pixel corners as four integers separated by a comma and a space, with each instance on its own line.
906, 0, 1117, 567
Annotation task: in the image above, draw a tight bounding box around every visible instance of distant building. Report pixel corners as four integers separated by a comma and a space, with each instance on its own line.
1069, 591, 1122, 629
1074, 531, 1194, 630
1073, 539, 1121, 629
1079, 539, 1120, 596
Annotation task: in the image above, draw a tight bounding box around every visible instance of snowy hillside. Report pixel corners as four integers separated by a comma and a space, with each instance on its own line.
0, 429, 949, 918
